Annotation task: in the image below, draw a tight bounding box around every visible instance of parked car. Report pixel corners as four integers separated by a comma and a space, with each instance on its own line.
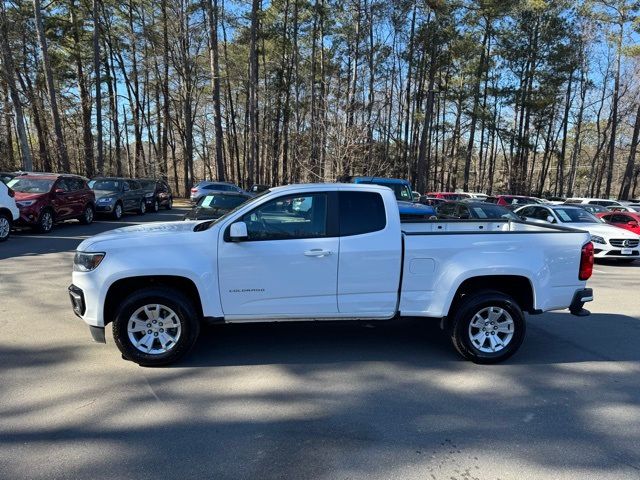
596, 212, 640, 235
183, 192, 251, 221
625, 204, 640, 212
70, 183, 594, 366
249, 184, 270, 194
1, 172, 16, 184
545, 196, 566, 205
515, 204, 639, 262
90, 177, 147, 219
566, 203, 609, 215
437, 201, 519, 220
419, 196, 448, 208
0, 181, 19, 242
350, 176, 436, 220
138, 178, 173, 212
565, 197, 623, 208
485, 195, 540, 209
606, 205, 638, 213
190, 181, 244, 203
425, 192, 472, 201
6, 173, 95, 233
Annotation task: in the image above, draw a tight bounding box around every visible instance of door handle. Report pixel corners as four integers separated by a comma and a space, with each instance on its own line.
304, 249, 332, 257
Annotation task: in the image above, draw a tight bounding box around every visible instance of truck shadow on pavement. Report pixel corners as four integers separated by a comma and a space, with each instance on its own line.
1, 312, 639, 479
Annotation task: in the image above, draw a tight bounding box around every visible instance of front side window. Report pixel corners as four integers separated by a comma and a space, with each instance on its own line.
339, 191, 385, 236
241, 193, 327, 240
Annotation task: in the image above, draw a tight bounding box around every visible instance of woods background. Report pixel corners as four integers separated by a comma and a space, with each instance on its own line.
0, 0, 639, 198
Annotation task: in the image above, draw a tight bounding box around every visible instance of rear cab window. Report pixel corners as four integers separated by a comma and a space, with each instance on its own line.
339, 191, 386, 236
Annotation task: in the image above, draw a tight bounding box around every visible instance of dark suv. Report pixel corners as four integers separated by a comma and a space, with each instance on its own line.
138, 178, 173, 212
7, 173, 96, 233
90, 177, 147, 219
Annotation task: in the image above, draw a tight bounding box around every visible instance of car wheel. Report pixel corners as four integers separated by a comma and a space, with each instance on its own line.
138, 201, 146, 215
449, 290, 526, 364
112, 287, 201, 367
0, 213, 11, 242
166, 197, 173, 210
152, 199, 159, 213
79, 204, 95, 225
36, 209, 54, 234
112, 202, 124, 220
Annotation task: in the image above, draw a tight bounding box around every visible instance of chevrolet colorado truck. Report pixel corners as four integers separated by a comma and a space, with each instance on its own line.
69, 183, 594, 366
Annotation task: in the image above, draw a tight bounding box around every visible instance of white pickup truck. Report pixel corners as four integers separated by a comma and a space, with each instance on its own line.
69, 183, 594, 366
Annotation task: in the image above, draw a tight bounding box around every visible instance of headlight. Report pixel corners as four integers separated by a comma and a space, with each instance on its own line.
97, 197, 114, 203
73, 252, 106, 272
590, 235, 606, 245
17, 200, 36, 207
145, 192, 154, 198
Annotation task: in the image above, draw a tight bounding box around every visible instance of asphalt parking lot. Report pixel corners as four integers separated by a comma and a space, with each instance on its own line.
1, 209, 639, 480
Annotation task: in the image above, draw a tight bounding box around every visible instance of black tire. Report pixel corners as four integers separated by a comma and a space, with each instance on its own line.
449, 290, 526, 364
0, 213, 11, 242
79, 204, 95, 225
36, 209, 54, 234
112, 202, 124, 220
166, 197, 173, 210
138, 200, 146, 215
112, 287, 201, 367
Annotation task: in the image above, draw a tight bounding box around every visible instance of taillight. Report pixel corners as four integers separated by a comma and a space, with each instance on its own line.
8, 188, 15, 198
579, 242, 594, 280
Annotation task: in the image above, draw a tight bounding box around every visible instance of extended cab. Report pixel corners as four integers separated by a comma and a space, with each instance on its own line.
69, 184, 594, 366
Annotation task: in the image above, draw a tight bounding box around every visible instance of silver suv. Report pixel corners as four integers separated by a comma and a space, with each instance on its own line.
190, 181, 244, 203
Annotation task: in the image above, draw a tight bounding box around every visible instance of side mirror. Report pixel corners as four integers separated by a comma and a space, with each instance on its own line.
546, 215, 555, 223
54, 188, 65, 194
229, 221, 248, 241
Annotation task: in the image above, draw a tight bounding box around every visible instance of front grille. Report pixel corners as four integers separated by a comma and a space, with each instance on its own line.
610, 238, 640, 248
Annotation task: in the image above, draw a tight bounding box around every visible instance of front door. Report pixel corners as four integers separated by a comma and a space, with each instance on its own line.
218, 192, 339, 319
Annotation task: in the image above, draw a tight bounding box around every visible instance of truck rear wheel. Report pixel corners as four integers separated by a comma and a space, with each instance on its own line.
449, 290, 525, 364
112, 287, 201, 367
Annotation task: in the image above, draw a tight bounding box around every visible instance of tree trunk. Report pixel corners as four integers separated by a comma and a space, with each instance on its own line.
206, 0, 225, 181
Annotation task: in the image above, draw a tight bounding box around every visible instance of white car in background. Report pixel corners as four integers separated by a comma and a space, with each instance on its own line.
0, 181, 19, 242
515, 204, 640, 262
565, 197, 623, 208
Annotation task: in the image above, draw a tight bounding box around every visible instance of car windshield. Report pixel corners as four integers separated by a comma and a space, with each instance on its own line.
554, 208, 599, 223
90, 179, 121, 191
198, 194, 248, 209
138, 180, 156, 189
362, 181, 412, 201
198, 190, 270, 230
505, 196, 535, 205
471, 205, 519, 220
7, 177, 54, 193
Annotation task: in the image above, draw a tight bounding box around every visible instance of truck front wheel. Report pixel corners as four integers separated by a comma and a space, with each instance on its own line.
112, 287, 201, 367
449, 291, 526, 364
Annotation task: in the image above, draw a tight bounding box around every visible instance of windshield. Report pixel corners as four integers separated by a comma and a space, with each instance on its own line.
554, 208, 599, 223
198, 194, 248, 209
471, 205, 519, 220
138, 180, 156, 189
200, 190, 270, 230
7, 177, 54, 193
90, 179, 121, 192
362, 181, 412, 201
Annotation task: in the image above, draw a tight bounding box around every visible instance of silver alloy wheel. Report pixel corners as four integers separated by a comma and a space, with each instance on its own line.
127, 304, 182, 355
140, 201, 146, 213
41, 211, 53, 232
154, 200, 159, 212
0, 216, 10, 239
115, 204, 123, 219
85, 206, 94, 223
468, 306, 514, 353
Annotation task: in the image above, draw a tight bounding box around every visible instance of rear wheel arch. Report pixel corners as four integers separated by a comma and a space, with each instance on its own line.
104, 275, 204, 326
446, 275, 535, 319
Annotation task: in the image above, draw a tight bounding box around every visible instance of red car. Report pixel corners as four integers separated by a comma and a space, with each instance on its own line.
7, 173, 96, 233
485, 195, 539, 209
425, 192, 471, 200
597, 211, 640, 235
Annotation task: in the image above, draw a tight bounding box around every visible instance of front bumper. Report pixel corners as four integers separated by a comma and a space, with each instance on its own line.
569, 288, 593, 317
95, 203, 115, 212
593, 247, 639, 259
69, 283, 106, 343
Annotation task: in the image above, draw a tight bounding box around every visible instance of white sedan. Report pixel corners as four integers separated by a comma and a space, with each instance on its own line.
515, 204, 640, 262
